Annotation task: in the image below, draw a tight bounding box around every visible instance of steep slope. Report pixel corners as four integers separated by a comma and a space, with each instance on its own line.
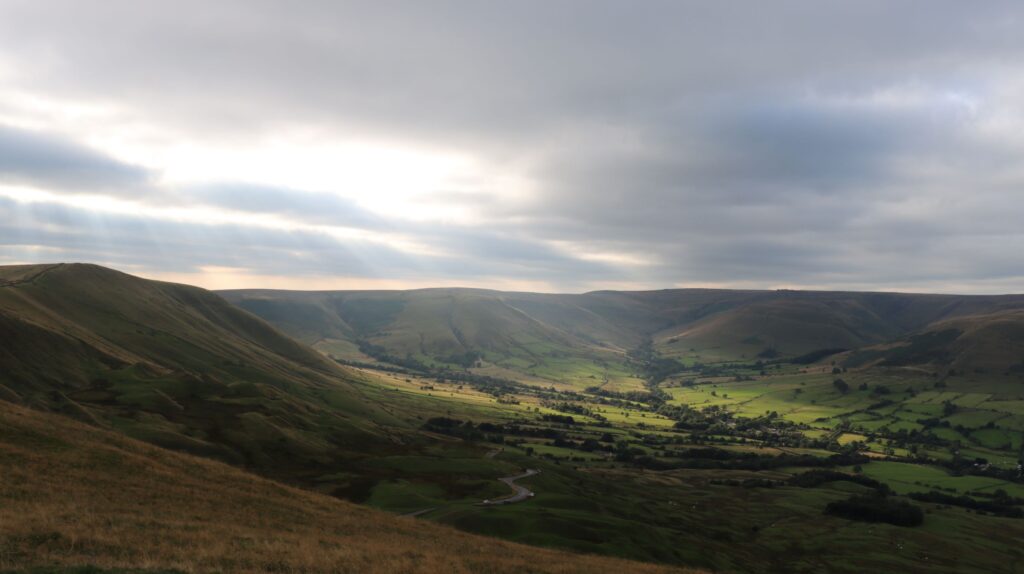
844, 309, 1024, 375
0, 263, 399, 476
0, 399, 685, 574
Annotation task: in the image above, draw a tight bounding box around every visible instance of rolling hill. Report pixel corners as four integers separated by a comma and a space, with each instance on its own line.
843, 308, 1024, 375
221, 286, 1024, 379
0, 263, 402, 478
0, 398, 687, 574
219, 288, 644, 388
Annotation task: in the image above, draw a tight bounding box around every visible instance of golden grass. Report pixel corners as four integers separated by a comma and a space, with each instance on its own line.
0, 401, 693, 573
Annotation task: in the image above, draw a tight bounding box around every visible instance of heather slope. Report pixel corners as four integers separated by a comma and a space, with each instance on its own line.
0, 399, 687, 574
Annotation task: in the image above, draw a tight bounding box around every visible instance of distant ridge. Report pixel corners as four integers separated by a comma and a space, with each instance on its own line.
221, 284, 1024, 373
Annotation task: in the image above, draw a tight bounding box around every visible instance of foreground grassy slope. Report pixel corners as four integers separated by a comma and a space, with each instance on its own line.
0, 263, 399, 475
0, 399, 687, 574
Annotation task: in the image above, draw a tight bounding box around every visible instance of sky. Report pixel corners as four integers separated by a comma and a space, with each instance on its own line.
1, 1, 1024, 293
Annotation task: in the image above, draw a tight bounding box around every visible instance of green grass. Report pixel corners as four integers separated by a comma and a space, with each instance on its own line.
856, 461, 1024, 497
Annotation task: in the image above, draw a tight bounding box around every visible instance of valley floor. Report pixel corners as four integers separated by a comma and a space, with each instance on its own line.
334, 357, 1024, 573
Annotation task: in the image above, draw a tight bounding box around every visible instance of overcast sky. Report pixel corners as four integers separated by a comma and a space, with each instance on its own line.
1, 1, 1023, 293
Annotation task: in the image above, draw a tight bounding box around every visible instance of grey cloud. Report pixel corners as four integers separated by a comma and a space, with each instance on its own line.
0, 124, 151, 194
0, 197, 620, 288
2, 2, 1020, 147
0, 198, 386, 276
2, 2, 1024, 292
179, 184, 387, 229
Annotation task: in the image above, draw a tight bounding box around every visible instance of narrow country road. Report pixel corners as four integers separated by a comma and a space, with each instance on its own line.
480, 469, 540, 505
401, 451, 540, 518
400, 507, 436, 518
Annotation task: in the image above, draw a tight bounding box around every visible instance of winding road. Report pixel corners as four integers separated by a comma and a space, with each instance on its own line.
400, 507, 437, 518
481, 468, 540, 505
401, 450, 540, 518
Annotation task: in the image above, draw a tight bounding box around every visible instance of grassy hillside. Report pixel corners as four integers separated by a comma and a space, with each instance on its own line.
222, 288, 641, 388
844, 309, 1024, 375
0, 399, 687, 574
0, 263, 401, 479
222, 286, 1024, 383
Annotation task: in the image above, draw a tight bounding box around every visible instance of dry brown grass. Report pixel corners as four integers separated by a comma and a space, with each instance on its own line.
0, 401, 695, 573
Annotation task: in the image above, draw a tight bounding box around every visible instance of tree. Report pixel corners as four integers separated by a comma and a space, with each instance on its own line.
833, 378, 850, 394
825, 494, 924, 527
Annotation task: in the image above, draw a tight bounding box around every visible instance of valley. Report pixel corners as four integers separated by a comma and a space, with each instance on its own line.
223, 284, 1024, 572
3, 264, 1024, 572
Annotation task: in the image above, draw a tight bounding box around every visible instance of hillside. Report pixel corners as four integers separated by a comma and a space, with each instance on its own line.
0, 398, 686, 574
0, 263, 400, 477
220, 288, 639, 385
844, 309, 1024, 375
221, 287, 1024, 379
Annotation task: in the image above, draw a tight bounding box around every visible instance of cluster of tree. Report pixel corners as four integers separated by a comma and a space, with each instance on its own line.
907, 490, 1024, 518
667, 407, 814, 449
627, 340, 687, 385
710, 478, 780, 488
352, 341, 521, 396
502, 424, 568, 440
866, 399, 894, 410
540, 400, 606, 422
423, 416, 624, 448
824, 494, 924, 527
420, 417, 506, 443
356, 341, 433, 372
334, 357, 412, 374
584, 386, 668, 406
916, 417, 952, 429
438, 350, 482, 368
436, 371, 521, 396
787, 469, 889, 493
540, 413, 578, 425
938, 456, 1024, 483
621, 448, 868, 471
